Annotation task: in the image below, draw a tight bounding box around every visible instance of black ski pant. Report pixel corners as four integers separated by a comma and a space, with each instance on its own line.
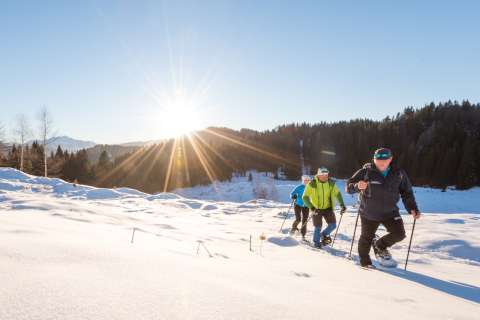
358, 215, 406, 266
312, 208, 336, 228
291, 205, 310, 236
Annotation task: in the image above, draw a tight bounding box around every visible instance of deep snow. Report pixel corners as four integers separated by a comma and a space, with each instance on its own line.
0, 168, 478, 320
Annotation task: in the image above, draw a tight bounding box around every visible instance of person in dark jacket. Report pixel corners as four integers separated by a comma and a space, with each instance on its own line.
289, 175, 311, 239
346, 148, 421, 268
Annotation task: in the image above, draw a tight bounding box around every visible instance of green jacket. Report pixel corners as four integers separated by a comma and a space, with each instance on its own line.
302, 177, 345, 210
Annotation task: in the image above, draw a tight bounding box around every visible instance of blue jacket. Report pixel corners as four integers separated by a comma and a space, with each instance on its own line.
290, 184, 307, 207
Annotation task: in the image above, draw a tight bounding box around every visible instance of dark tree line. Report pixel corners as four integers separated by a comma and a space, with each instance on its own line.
1, 142, 49, 177
2, 101, 479, 191
1, 143, 97, 184
257, 100, 480, 190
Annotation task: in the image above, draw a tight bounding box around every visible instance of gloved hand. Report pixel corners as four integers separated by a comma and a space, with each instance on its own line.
340, 205, 347, 215
313, 208, 321, 216
410, 209, 421, 219
291, 194, 298, 200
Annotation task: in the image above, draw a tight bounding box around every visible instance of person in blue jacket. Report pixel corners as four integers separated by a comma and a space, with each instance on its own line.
290, 175, 311, 239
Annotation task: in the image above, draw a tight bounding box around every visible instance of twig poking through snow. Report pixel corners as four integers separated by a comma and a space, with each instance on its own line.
131, 228, 136, 244
196, 240, 213, 257
259, 233, 266, 256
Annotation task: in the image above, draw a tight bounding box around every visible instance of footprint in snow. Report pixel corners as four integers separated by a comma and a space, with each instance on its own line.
293, 272, 311, 278
267, 236, 298, 247
201, 204, 218, 210
154, 223, 176, 230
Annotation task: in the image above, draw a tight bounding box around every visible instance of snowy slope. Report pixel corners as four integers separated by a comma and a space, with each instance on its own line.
175, 172, 480, 214
0, 168, 478, 320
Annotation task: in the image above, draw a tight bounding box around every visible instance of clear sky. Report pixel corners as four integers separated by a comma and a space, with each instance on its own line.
1, 0, 479, 144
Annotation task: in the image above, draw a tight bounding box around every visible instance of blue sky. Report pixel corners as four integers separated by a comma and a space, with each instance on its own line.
1, 0, 479, 143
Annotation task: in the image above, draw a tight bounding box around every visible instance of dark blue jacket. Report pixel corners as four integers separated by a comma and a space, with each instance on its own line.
346, 163, 418, 221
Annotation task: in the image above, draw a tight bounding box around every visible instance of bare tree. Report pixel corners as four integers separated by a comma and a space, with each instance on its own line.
13, 114, 31, 172
38, 106, 54, 177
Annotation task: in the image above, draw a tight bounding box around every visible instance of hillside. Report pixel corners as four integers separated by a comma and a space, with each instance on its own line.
0, 168, 478, 319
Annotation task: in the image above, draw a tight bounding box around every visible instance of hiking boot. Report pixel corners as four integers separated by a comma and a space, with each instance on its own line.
373, 236, 392, 260
321, 235, 332, 245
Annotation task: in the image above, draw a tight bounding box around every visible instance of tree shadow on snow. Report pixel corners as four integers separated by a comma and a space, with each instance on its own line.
380, 268, 480, 304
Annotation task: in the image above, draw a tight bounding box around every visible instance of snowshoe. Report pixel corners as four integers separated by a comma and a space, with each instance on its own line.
360, 264, 377, 270
373, 236, 398, 268
321, 235, 332, 246
313, 242, 322, 249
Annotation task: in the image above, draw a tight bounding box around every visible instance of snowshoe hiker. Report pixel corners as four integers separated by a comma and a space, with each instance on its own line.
302, 167, 346, 248
290, 175, 311, 240
346, 148, 421, 268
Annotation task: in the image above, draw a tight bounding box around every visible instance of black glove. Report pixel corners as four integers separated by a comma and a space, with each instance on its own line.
313, 208, 321, 215
340, 205, 347, 215
291, 194, 298, 200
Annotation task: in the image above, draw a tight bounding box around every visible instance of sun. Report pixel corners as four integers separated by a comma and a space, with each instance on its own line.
158, 89, 203, 138
161, 105, 200, 138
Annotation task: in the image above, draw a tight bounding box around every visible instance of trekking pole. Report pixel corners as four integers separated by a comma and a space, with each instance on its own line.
331, 210, 344, 248
348, 212, 360, 259
279, 200, 295, 233
347, 193, 364, 258
404, 218, 417, 271
298, 214, 313, 235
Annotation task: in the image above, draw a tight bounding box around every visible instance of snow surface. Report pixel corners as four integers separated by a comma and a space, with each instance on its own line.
0, 168, 479, 319
175, 172, 480, 214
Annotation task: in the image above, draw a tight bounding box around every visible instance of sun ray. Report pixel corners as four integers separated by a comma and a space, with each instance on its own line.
180, 136, 191, 186
204, 128, 300, 168
188, 136, 222, 181
96, 145, 149, 186
191, 132, 235, 171
186, 134, 217, 189
163, 139, 178, 192
110, 144, 164, 189
136, 142, 170, 187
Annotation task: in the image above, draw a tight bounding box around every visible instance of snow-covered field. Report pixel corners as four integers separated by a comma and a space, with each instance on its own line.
0, 168, 478, 319
175, 172, 480, 214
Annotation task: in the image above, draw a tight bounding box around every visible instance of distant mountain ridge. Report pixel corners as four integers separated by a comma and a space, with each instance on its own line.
119, 139, 165, 147
27, 136, 97, 152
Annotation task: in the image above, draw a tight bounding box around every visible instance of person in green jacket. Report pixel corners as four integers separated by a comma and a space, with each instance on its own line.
302, 167, 347, 248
